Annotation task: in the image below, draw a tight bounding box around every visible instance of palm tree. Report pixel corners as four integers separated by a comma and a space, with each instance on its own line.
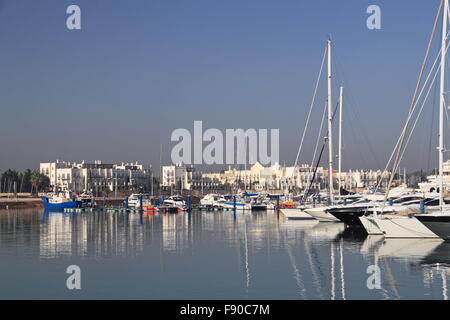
30, 171, 40, 195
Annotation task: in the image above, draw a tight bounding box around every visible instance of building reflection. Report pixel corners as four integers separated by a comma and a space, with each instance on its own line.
2, 208, 450, 299
39, 211, 149, 258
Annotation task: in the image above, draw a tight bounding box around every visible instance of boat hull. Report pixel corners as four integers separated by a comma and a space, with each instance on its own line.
223, 202, 250, 210
373, 216, 439, 238
281, 208, 314, 220
359, 216, 384, 235
251, 205, 267, 211
41, 196, 79, 210
327, 206, 370, 226
159, 206, 183, 214
415, 215, 450, 240
304, 207, 340, 222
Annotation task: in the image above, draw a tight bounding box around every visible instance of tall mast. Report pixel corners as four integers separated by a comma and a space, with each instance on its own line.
338, 86, 344, 196
159, 144, 163, 196
54, 160, 57, 192
327, 40, 335, 203
439, 0, 448, 209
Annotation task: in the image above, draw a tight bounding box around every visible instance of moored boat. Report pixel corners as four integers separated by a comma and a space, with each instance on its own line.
415, 213, 450, 240
327, 205, 371, 226
126, 193, 150, 209
372, 214, 439, 238
41, 189, 79, 210
199, 194, 226, 209
304, 206, 340, 222
281, 205, 315, 220
359, 216, 384, 235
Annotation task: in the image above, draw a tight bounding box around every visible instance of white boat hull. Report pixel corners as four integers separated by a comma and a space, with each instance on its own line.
373, 215, 439, 238
304, 207, 340, 222
222, 203, 251, 210
359, 216, 384, 235
281, 208, 314, 220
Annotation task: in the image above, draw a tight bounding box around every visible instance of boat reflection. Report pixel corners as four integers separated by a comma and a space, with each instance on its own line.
420, 242, 450, 300
0, 208, 448, 299
361, 236, 443, 261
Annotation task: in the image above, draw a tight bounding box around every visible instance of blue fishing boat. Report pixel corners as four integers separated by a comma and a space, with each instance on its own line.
40, 190, 80, 210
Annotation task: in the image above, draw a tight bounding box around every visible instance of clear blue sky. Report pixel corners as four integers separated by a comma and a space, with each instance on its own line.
0, 0, 444, 172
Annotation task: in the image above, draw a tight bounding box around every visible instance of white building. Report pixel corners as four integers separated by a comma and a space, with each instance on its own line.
418, 160, 450, 192
202, 162, 389, 192
162, 164, 206, 191
39, 160, 152, 193
162, 164, 222, 192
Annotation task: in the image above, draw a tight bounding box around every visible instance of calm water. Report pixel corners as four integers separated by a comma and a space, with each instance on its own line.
0, 208, 449, 300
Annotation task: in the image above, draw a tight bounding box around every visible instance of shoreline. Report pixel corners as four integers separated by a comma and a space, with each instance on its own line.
0, 197, 126, 210
0, 198, 43, 210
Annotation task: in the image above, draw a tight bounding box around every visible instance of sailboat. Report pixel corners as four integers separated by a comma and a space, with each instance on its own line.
304, 39, 340, 222
361, 0, 444, 239
358, 1, 450, 238
416, 8, 450, 241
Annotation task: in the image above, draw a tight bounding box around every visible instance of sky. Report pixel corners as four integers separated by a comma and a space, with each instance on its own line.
0, 0, 445, 173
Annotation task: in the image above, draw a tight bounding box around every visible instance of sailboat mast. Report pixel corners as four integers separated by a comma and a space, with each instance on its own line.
439, 0, 448, 209
327, 40, 335, 203
338, 86, 343, 195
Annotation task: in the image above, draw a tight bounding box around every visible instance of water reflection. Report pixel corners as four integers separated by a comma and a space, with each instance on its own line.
0, 208, 449, 299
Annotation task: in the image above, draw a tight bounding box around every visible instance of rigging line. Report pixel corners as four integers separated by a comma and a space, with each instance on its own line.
344, 94, 371, 168
333, 50, 381, 169
388, 37, 450, 187
377, 46, 450, 187
304, 101, 340, 198
384, 0, 443, 203
303, 102, 327, 194
347, 91, 381, 169
445, 57, 450, 134
292, 46, 328, 175
309, 103, 328, 176
375, 32, 449, 191
390, 1, 444, 173
346, 104, 370, 171
397, 53, 442, 169
304, 144, 326, 200
428, 76, 438, 172
445, 96, 450, 137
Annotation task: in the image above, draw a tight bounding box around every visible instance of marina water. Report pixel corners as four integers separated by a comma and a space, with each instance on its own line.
0, 208, 449, 300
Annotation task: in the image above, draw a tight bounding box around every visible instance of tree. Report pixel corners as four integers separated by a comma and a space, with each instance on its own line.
1, 169, 19, 193
21, 169, 32, 193
30, 171, 50, 194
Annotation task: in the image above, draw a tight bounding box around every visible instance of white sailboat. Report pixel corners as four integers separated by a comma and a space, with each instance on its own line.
362, 1, 446, 238
416, 2, 450, 238
281, 206, 316, 220
304, 39, 340, 222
